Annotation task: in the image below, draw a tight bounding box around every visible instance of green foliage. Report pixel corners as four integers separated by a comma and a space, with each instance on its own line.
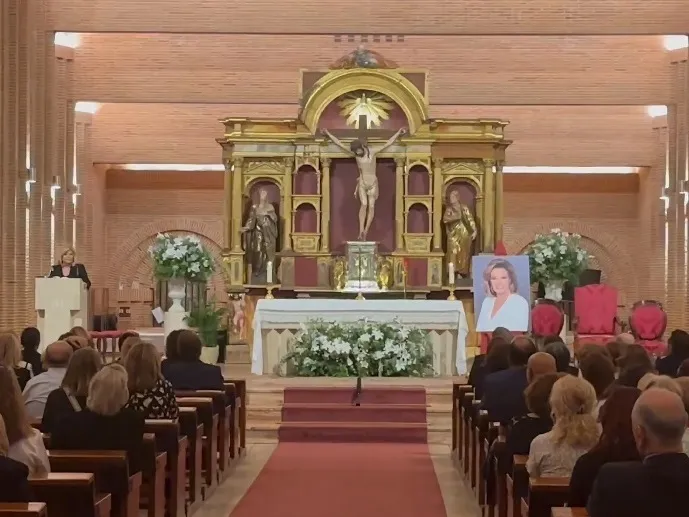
149, 233, 215, 281
184, 304, 226, 348
525, 228, 591, 285
280, 319, 433, 377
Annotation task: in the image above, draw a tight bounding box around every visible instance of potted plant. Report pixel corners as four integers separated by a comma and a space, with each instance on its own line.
184, 303, 226, 364
525, 228, 591, 301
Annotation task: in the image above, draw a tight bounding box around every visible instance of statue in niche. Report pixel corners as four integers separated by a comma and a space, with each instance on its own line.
443, 189, 477, 279
323, 127, 406, 239
241, 187, 279, 283
330, 45, 399, 70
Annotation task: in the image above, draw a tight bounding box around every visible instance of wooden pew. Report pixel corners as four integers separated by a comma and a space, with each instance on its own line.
178, 406, 204, 509
506, 455, 529, 517
144, 419, 189, 517
176, 397, 218, 495
461, 391, 475, 474
29, 473, 112, 517
551, 509, 588, 517
224, 378, 246, 452
223, 381, 242, 459
177, 390, 230, 474
0, 503, 48, 517
453, 383, 473, 460
481, 420, 501, 516
491, 429, 509, 517
469, 399, 482, 489
523, 477, 570, 517
140, 434, 168, 517
47, 450, 141, 517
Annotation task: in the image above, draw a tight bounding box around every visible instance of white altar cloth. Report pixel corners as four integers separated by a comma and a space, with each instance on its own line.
251, 299, 468, 376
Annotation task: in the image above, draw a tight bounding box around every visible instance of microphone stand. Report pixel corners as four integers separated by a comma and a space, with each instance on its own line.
350, 353, 362, 406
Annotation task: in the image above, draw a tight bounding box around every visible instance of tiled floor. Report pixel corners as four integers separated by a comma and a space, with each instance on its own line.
195, 444, 481, 517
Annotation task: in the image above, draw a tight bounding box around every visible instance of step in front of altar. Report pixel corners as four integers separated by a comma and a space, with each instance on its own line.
278, 421, 428, 443
282, 403, 427, 423
283, 386, 426, 405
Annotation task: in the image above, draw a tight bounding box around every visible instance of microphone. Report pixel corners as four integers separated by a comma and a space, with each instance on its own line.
350, 353, 362, 406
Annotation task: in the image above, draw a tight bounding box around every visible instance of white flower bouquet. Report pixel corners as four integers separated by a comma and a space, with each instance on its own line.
525, 228, 590, 285
281, 319, 433, 377
148, 233, 215, 281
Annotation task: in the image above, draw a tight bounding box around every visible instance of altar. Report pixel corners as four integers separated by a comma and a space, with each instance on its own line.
251, 298, 469, 376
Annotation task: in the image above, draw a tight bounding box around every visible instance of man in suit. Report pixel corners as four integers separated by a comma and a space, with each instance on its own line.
163, 330, 225, 391
588, 388, 689, 517
481, 336, 537, 424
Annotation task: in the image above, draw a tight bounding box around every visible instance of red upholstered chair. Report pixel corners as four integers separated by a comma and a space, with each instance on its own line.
573, 284, 621, 349
90, 330, 124, 361
628, 300, 667, 357
531, 299, 565, 338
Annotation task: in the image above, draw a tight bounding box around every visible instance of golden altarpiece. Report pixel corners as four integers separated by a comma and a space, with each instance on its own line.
218, 51, 510, 307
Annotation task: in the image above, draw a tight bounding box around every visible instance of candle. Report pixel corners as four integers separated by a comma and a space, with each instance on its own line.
267, 261, 273, 284
448, 262, 455, 283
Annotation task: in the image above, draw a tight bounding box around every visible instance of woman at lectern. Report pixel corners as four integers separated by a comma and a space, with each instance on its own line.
48, 248, 91, 289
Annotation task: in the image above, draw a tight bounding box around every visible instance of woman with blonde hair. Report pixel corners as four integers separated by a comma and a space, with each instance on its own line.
476, 258, 530, 332
69, 326, 94, 348
48, 247, 91, 289
119, 335, 143, 362
0, 332, 32, 390
0, 366, 50, 475
527, 375, 599, 478
50, 364, 145, 473
65, 335, 89, 351
42, 347, 103, 433
124, 342, 178, 419
0, 413, 32, 502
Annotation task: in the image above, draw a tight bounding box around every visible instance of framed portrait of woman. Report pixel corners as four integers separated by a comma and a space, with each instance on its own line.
472, 255, 531, 332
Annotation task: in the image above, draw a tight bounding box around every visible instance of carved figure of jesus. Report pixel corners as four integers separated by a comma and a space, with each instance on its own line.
324, 127, 406, 240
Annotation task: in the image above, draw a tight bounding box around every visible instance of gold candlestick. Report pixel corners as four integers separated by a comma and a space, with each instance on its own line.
447, 283, 456, 301
265, 285, 275, 299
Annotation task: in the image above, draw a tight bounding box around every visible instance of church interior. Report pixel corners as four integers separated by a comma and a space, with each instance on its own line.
1, 1, 689, 517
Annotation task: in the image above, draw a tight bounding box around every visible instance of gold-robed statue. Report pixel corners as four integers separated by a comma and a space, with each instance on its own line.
377, 257, 393, 291
332, 258, 347, 291
241, 187, 279, 283
444, 189, 477, 278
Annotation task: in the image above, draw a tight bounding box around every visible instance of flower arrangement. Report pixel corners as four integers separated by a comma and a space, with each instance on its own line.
525, 228, 591, 285
148, 233, 215, 281
281, 319, 433, 377
184, 303, 226, 348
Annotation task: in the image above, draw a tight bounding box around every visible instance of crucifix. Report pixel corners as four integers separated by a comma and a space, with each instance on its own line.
323, 115, 406, 239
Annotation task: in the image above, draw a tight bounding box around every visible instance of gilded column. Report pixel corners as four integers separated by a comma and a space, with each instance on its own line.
432, 158, 443, 251
230, 157, 244, 252
482, 159, 495, 252
222, 157, 232, 248
321, 158, 331, 252
395, 158, 405, 251
495, 160, 504, 244
282, 157, 294, 251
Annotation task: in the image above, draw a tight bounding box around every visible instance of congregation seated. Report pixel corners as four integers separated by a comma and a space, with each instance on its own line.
163, 330, 225, 391
64, 335, 89, 351
23, 341, 73, 419
42, 347, 102, 434
656, 329, 689, 377
69, 326, 94, 348
123, 341, 179, 419
507, 372, 562, 456
160, 329, 183, 377
20, 327, 43, 376
568, 386, 642, 507
678, 358, 689, 377
0, 413, 31, 503
527, 375, 600, 478
637, 373, 682, 393
0, 331, 33, 390
527, 352, 557, 382
117, 335, 143, 362
587, 388, 689, 517
675, 377, 689, 454
543, 338, 579, 376
50, 363, 145, 474
616, 344, 656, 388
468, 334, 510, 400
481, 336, 537, 424
117, 330, 139, 352
578, 351, 616, 415
0, 366, 50, 475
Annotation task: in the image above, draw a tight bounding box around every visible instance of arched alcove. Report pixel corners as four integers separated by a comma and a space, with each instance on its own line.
293, 165, 319, 195
407, 203, 429, 233
408, 164, 430, 195
294, 203, 318, 233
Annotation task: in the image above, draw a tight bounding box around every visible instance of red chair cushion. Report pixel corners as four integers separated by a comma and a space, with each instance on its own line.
639, 339, 667, 357
576, 334, 616, 347
531, 303, 565, 337
629, 304, 667, 341
574, 284, 618, 335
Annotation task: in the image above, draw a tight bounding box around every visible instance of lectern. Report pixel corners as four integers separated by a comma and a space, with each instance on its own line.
35, 277, 89, 351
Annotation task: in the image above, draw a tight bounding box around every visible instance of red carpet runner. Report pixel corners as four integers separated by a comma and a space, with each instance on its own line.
278, 386, 428, 443
228, 443, 448, 517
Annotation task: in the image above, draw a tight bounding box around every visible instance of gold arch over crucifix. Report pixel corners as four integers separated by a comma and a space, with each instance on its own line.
300, 68, 430, 135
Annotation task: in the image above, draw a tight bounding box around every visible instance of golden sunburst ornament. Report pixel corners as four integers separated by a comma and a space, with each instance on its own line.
338, 92, 394, 129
